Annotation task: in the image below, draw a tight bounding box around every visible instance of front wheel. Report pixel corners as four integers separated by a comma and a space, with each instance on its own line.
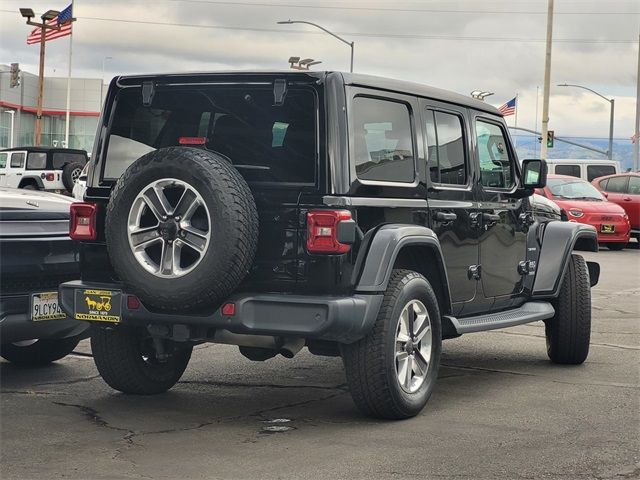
546, 254, 591, 364
91, 326, 192, 394
341, 269, 442, 419
0, 335, 81, 365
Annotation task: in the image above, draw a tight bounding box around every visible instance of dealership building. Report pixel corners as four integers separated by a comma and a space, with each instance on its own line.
0, 63, 102, 152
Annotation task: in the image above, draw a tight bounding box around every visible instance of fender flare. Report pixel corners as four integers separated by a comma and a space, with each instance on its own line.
532, 221, 598, 298
19, 176, 44, 189
354, 224, 452, 313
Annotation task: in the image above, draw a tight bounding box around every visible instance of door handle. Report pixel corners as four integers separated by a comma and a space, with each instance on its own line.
435, 211, 457, 222
623, 196, 632, 201
483, 213, 501, 222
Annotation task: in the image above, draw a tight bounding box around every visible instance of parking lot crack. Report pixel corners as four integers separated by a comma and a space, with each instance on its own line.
178, 379, 346, 391
35, 374, 100, 387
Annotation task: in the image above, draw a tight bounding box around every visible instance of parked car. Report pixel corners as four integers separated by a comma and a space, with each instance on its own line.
0, 147, 88, 193
545, 159, 620, 182
537, 174, 630, 250
0, 188, 88, 365
72, 162, 90, 201
592, 172, 640, 241
60, 71, 599, 419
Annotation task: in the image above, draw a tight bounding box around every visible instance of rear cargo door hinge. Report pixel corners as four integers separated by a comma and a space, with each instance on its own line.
468, 265, 481, 280
142, 81, 155, 106
273, 78, 287, 106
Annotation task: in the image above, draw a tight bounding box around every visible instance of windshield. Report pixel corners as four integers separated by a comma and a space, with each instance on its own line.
102, 85, 317, 186
547, 177, 605, 200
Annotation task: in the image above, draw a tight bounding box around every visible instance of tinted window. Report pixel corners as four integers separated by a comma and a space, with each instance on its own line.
26, 152, 47, 170
476, 120, 513, 188
352, 97, 414, 183
425, 110, 466, 185
104, 87, 317, 185
53, 152, 86, 169
587, 165, 615, 182
554, 164, 580, 178
606, 176, 628, 193
10, 152, 24, 168
598, 178, 609, 190
628, 176, 640, 194
0, 153, 7, 169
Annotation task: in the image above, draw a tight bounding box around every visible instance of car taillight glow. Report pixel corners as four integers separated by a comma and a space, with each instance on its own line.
70, 203, 97, 240
306, 210, 352, 254
178, 136, 207, 145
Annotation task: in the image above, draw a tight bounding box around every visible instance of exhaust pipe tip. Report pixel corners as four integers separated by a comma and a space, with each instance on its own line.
278, 338, 305, 358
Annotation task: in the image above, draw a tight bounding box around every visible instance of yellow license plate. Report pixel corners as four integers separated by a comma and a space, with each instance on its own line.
74, 288, 121, 323
601, 224, 615, 233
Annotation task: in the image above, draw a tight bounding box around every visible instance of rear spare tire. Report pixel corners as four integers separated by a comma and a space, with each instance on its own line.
106, 147, 258, 311
62, 162, 84, 191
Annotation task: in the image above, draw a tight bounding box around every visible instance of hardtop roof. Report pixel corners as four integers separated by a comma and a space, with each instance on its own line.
114, 70, 500, 116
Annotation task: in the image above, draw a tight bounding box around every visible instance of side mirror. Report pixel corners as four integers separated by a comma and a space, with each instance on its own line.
521, 159, 547, 189
602, 191, 609, 198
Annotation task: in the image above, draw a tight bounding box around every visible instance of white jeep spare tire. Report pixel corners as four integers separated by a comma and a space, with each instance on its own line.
106, 147, 258, 311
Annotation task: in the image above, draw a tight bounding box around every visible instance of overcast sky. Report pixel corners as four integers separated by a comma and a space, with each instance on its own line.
1, 0, 638, 138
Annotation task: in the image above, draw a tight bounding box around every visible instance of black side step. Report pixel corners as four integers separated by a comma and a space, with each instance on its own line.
446, 301, 555, 335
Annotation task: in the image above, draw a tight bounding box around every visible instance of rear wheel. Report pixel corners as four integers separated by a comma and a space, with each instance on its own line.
341, 269, 442, 419
605, 242, 626, 251
20, 184, 38, 190
91, 326, 192, 394
545, 254, 591, 364
0, 336, 81, 365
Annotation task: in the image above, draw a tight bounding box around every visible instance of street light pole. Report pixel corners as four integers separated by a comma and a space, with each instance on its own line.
558, 83, 615, 160
540, 0, 554, 160
277, 20, 354, 72
101, 56, 113, 106
20, 8, 61, 146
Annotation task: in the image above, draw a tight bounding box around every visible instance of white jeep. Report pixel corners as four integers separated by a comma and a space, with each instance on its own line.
0, 147, 88, 193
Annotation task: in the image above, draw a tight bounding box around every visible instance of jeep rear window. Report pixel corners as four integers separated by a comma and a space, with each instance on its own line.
26, 152, 47, 170
53, 152, 86, 169
102, 86, 317, 185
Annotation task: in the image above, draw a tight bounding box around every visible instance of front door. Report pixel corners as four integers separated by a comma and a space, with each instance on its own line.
7, 151, 26, 188
473, 115, 528, 304
422, 102, 479, 313
0, 152, 8, 187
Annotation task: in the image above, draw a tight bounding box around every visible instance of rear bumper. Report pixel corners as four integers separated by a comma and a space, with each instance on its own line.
59, 280, 383, 344
0, 294, 89, 344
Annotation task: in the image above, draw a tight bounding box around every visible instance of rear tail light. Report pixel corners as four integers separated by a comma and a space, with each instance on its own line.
126, 295, 141, 310
306, 210, 353, 254
178, 136, 207, 145
221, 303, 236, 316
70, 203, 97, 240
45, 173, 55, 181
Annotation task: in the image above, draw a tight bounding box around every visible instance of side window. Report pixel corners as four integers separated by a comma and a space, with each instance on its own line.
587, 165, 616, 182
425, 110, 466, 185
555, 164, 580, 178
0, 153, 7, 169
598, 178, 609, 190
628, 176, 640, 194
353, 96, 415, 183
606, 176, 628, 193
10, 153, 25, 168
475, 119, 513, 189
27, 152, 47, 170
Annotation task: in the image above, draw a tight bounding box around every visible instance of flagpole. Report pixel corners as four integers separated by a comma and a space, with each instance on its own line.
514, 93, 519, 148
64, 0, 73, 148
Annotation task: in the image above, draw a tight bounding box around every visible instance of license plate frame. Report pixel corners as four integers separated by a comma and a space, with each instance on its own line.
601, 224, 615, 233
74, 288, 122, 323
31, 292, 66, 321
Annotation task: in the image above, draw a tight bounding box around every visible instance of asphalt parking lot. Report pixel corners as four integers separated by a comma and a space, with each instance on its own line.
1, 248, 639, 480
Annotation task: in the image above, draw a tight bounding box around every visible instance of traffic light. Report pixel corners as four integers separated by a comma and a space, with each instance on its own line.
9, 63, 20, 88
547, 130, 554, 148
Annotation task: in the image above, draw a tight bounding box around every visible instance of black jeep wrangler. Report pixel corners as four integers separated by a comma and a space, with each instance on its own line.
60, 71, 599, 419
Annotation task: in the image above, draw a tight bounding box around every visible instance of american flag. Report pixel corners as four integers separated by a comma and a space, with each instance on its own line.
27, 4, 73, 45
498, 97, 517, 116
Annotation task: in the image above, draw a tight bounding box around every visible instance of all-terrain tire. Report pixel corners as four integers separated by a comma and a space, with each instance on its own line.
91, 326, 192, 394
606, 242, 627, 251
62, 162, 84, 191
0, 335, 81, 365
546, 254, 591, 364
106, 147, 258, 311
341, 269, 442, 419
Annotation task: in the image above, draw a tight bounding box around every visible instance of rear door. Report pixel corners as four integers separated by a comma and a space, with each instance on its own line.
624, 176, 640, 230
604, 175, 629, 209
421, 100, 480, 314
472, 115, 528, 305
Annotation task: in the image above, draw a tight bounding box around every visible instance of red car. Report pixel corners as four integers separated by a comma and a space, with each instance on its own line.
537, 174, 630, 250
592, 172, 640, 242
